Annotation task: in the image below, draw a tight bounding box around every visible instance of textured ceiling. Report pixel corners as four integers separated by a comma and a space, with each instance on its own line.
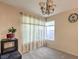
0, 0, 78, 17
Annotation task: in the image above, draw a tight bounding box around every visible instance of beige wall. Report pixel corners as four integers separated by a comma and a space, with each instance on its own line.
0, 2, 23, 53
47, 9, 78, 56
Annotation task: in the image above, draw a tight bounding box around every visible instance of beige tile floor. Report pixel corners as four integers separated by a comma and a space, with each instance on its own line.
22, 47, 77, 59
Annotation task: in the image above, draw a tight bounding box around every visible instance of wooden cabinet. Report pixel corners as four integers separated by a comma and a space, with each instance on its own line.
0, 38, 22, 59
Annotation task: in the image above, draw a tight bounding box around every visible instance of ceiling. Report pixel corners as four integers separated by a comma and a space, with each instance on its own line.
0, 0, 78, 17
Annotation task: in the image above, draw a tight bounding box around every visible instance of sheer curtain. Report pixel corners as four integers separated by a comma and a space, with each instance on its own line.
22, 15, 47, 53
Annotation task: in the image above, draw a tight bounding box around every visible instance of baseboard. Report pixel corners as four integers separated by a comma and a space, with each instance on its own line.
47, 46, 78, 57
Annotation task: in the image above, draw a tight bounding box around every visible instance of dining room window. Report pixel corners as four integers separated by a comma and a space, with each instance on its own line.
22, 16, 55, 44
45, 21, 55, 40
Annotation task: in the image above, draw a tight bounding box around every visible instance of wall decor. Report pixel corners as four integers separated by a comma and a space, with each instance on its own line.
68, 13, 78, 23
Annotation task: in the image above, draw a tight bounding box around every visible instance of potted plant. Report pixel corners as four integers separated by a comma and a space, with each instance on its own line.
7, 27, 16, 39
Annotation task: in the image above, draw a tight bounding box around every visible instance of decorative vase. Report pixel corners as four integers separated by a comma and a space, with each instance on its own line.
6, 34, 15, 39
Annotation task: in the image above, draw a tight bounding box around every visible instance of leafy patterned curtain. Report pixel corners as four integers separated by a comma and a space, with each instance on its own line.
22, 15, 47, 53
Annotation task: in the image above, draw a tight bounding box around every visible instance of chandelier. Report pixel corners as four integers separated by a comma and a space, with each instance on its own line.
39, 0, 56, 15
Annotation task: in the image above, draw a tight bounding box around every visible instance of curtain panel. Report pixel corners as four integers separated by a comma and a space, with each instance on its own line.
21, 15, 47, 53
